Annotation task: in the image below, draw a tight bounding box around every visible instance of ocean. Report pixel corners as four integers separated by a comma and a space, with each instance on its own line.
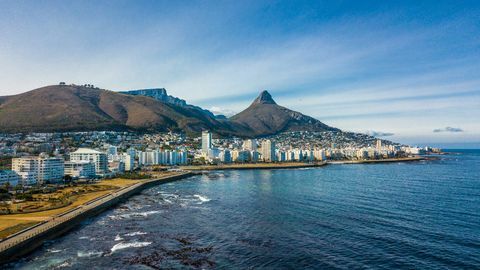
7, 150, 480, 269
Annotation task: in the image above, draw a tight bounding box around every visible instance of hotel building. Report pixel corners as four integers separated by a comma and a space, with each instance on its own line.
70, 148, 108, 176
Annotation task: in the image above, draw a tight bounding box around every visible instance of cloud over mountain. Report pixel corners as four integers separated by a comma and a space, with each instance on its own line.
365, 131, 395, 137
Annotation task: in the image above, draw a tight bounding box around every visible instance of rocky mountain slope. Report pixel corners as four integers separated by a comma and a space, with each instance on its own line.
230, 91, 338, 136
0, 85, 240, 135
0, 85, 339, 137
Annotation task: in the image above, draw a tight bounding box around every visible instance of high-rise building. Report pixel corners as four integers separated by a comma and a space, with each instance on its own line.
12, 154, 64, 184
123, 153, 135, 171
70, 148, 108, 176
201, 131, 212, 153
243, 139, 257, 151
261, 140, 276, 162
376, 139, 382, 150
219, 149, 232, 163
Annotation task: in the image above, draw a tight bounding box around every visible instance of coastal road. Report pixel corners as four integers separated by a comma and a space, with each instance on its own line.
0, 172, 190, 257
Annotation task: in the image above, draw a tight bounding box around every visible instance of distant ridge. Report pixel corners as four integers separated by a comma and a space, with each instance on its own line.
0, 85, 339, 137
120, 88, 221, 119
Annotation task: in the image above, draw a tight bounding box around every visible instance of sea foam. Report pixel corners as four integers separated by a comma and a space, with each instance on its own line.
110, 242, 152, 253
194, 194, 211, 203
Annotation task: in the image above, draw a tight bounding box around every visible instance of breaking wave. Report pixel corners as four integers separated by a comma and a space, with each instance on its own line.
194, 194, 211, 203
110, 242, 152, 253
124, 231, 147, 236
77, 251, 103, 258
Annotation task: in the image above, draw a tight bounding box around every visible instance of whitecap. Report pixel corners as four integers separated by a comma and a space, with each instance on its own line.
124, 231, 147, 236
162, 198, 173, 204
77, 251, 103, 258
47, 248, 63, 253
56, 261, 71, 268
114, 234, 123, 241
110, 242, 152, 253
194, 194, 211, 203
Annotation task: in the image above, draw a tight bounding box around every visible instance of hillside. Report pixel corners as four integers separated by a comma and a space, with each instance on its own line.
0, 86, 339, 137
0, 85, 239, 134
230, 91, 339, 136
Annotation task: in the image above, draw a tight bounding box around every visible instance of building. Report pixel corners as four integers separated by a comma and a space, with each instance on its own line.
0, 170, 21, 186
313, 149, 326, 161
201, 130, 212, 153
64, 161, 96, 179
243, 139, 257, 151
376, 139, 382, 150
219, 149, 232, 163
123, 153, 135, 171
232, 150, 250, 163
138, 149, 188, 166
70, 148, 108, 176
108, 161, 125, 174
12, 154, 64, 184
261, 140, 276, 162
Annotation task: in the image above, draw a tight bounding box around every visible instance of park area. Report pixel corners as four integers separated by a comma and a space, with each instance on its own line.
0, 177, 146, 239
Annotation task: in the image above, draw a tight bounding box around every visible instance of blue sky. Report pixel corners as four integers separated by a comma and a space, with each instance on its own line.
0, 0, 479, 147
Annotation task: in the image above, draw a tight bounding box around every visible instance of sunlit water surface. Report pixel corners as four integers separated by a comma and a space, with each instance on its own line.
8, 150, 480, 269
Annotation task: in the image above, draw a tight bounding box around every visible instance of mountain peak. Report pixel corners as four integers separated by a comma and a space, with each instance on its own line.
252, 90, 276, 105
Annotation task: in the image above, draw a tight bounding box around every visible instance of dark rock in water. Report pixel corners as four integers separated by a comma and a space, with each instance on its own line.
126, 236, 215, 269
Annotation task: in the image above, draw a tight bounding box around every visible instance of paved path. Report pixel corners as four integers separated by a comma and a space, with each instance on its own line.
0, 172, 189, 254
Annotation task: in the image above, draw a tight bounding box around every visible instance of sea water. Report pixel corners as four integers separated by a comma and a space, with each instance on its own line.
8, 150, 480, 269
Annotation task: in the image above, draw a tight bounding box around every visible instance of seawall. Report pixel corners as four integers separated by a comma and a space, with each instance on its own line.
181, 162, 327, 171
0, 172, 193, 265
327, 156, 425, 164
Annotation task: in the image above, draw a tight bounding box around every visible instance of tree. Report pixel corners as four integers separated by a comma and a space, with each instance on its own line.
64, 175, 73, 185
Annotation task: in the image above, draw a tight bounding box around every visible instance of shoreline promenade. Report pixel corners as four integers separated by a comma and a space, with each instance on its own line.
0, 172, 193, 265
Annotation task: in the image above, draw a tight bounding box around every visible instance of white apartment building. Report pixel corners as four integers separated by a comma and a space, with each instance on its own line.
12, 155, 64, 184
201, 131, 212, 153
123, 153, 135, 171
70, 148, 108, 176
261, 140, 276, 162
243, 139, 257, 151
138, 150, 188, 166
64, 161, 96, 179
313, 149, 326, 161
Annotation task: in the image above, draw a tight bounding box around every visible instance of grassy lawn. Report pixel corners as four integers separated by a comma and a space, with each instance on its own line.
0, 221, 40, 240
0, 177, 145, 235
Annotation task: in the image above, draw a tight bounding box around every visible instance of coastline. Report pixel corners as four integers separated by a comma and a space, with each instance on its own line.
180, 162, 327, 171
0, 172, 193, 265
327, 156, 425, 164
0, 156, 428, 265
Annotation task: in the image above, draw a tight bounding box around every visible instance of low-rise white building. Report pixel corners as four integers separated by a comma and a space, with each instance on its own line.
70, 148, 108, 176
64, 161, 96, 179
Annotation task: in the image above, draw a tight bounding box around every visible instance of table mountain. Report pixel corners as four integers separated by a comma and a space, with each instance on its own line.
0, 85, 240, 135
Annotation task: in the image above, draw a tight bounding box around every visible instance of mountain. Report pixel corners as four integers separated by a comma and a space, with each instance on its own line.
230, 91, 339, 136
0, 85, 241, 135
120, 88, 223, 119
0, 85, 338, 137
